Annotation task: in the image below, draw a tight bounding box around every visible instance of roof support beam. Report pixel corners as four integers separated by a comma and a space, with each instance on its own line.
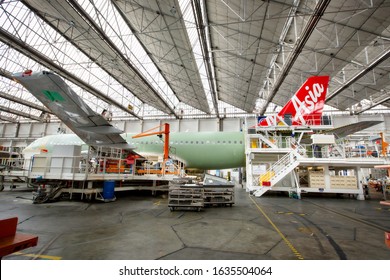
192, 0, 219, 117
0, 90, 51, 114
0, 104, 41, 121
355, 92, 390, 114
258, 0, 331, 115
65, 0, 178, 117
0, 114, 18, 123
326, 48, 390, 102
112, 0, 205, 114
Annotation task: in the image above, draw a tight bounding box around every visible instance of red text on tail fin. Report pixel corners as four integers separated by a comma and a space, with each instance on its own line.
259, 76, 329, 126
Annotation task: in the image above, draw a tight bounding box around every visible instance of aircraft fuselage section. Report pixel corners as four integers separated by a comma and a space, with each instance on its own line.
125, 131, 245, 170
23, 132, 246, 170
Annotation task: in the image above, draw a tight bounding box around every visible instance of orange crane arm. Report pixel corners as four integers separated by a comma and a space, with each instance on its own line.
380, 132, 389, 156
132, 123, 170, 161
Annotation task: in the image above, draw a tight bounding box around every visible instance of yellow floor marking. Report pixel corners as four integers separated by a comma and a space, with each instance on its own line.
11, 251, 62, 260
276, 211, 305, 216
249, 195, 304, 260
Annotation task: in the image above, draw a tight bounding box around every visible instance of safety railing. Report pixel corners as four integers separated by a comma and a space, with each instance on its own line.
256, 114, 333, 127
248, 131, 387, 160
259, 151, 299, 186
0, 154, 184, 179
306, 142, 385, 160
0, 157, 25, 170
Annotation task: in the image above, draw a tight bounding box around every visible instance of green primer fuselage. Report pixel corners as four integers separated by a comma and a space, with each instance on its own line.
24, 132, 246, 170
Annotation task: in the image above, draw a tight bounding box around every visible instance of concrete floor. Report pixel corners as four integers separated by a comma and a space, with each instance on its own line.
0, 185, 389, 260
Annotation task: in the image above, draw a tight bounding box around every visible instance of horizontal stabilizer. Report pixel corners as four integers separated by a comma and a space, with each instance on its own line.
300, 120, 383, 144
325, 120, 383, 139
80, 126, 123, 134
13, 70, 132, 149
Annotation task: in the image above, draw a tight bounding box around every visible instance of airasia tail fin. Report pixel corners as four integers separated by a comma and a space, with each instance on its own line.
259, 76, 330, 126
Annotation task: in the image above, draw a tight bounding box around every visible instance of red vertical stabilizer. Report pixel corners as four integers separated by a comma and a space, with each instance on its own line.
259, 76, 330, 127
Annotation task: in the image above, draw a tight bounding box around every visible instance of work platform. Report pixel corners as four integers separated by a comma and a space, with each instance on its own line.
245, 121, 390, 200
0, 145, 185, 203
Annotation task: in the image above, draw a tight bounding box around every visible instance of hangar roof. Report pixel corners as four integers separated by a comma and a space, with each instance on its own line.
0, 0, 389, 122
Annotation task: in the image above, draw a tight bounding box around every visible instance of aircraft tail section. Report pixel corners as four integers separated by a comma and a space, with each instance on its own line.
259, 76, 330, 126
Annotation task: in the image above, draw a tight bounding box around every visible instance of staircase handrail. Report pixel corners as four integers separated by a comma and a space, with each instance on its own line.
288, 137, 307, 156
259, 149, 300, 185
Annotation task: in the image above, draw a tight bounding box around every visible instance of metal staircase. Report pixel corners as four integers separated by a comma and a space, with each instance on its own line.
253, 149, 302, 197
245, 125, 308, 197
331, 140, 346, 158
257, 133, 278, 149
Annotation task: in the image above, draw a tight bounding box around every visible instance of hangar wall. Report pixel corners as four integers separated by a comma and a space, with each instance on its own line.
0, 114, 389, 151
